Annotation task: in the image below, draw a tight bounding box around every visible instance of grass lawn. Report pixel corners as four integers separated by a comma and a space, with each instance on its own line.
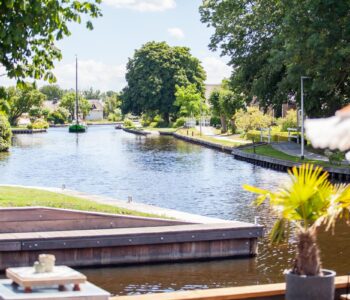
243, 144, 349, 168
0, 186, 164, 218
176, 128, 243, 147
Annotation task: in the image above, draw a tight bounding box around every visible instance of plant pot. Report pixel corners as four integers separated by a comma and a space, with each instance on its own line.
285, 269, 336, 300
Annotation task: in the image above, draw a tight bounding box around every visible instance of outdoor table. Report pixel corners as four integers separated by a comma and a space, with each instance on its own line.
6, 266, 86, 293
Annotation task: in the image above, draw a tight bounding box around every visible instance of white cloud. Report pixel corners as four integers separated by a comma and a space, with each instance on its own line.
202, 57, 232, 84
53, 60, 126, 91
0, 61, 126, 91
167, 27, 184, 39
103, 0, 176, 12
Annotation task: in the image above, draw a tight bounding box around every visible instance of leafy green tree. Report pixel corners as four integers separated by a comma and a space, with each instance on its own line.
234, 106, 274, 134
174, 84, 204, 117
0, 0, 101, 82
59, 92, 91, 120
47, 107, 70, 124
39, 85, 63, 101
200, 0, 350, 117
0, 113, 11, 152
83, 87, 101, 99
6, 84, 46, 125
209, 81, 244, 133
103, 93, 121, 117
0, 87, 10, 115
121, 41, 206, 124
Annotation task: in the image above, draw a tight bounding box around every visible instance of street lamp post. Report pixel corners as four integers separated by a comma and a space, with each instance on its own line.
199, 96, 203, 136
300, 76, 310, 160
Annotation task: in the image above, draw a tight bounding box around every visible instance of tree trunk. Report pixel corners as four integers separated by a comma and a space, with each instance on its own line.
220, 115, 227, 133
230, 118, 236, 134
163, 112, 170, 126
292, 229, 321, 276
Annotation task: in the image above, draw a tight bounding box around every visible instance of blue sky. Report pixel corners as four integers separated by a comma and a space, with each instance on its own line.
3, 0, 231, 91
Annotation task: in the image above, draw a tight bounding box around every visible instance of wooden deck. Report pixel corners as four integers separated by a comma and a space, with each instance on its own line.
113, 275, 349, 300
0, 207, 263, 270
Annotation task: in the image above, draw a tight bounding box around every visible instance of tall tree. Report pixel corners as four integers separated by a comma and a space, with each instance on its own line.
83, 87, 101, 99
39, 85, 63, 101
0, 0, 101, 82
200, 0, 350, 117
174, 84, 204, 117
60, 92, 91, 120
208, 80, 244, 133
121, 41, 206, 124
6, 84, 46, 125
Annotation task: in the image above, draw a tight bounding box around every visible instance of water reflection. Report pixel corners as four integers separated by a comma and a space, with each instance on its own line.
0, 126, 349, 295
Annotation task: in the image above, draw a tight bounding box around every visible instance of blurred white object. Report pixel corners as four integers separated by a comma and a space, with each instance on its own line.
305, 105, 350, 151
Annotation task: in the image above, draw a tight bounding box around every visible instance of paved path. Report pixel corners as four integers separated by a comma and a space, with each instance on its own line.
271, 142, 329, 161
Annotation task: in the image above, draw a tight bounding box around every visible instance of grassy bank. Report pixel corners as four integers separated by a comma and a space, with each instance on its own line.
176, 128, 245, 147
243, 144, 349, 169
0, 186, 163, 218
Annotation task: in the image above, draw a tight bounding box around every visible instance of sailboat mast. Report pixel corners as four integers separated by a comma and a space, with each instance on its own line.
75, 55, 79, 125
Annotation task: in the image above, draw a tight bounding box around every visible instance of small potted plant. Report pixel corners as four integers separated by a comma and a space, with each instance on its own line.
244, 164, 350, 300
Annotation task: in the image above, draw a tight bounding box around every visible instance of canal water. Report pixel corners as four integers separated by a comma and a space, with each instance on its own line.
0, 125, 349, 296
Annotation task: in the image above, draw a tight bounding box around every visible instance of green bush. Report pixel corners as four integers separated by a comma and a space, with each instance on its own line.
277, 109, 298, 131
123, 118, 135, 128
173, 117, 186, 128
27, 119, 49, 129
0, 114, 11, 152
210, 116, 221, 126
325, 150, 344, 165
47, 107, 69, 124
235, 106, 274, 133
246, 130, 297, 143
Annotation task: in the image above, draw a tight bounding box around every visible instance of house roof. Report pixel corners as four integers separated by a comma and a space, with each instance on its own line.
88, 99, 103, 111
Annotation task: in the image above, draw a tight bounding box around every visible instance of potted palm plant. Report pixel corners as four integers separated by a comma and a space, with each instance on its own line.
244, 164, 350, 300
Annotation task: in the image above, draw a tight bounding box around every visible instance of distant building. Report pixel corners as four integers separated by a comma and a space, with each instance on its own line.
86, 99, 104, 121
205, 84, 221, 100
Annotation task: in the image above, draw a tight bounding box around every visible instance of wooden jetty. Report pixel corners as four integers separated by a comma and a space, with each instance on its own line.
11, 129, 47, 134
0, 207, 263, 270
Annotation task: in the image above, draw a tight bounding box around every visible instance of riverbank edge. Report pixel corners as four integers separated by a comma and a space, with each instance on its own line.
11, 128, 47, 134
0, 184, 236, 224
123, 127, 151, 136
160, 130, 350, 180
232, 146, 350, 181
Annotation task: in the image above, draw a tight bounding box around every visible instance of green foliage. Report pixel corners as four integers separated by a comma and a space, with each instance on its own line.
235, 106, 274, 134
174, 84, 204, 117
28, 106, 43, 121
123, 118, 135, 128
246, 130, 291, 143
59, 92, 91, 120
39, 85, 63, 101
209, 80, 244, 133
47, 107, 69, 124
244, 164, 350, 275
103, 93, 121, 117
27, 119, 49, 130
107, 109, 122, 122
6, 84, 46, 125
0, 0, 101, 82
278, 110, 298, 132
200, 0, 350, 117
121, 41, 206, 124
173, 117, 186, 128
324, 150, 344, 166
83, 87, 101, 100
0, 114, 11, 152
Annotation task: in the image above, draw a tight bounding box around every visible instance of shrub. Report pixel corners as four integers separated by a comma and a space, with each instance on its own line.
28, 119, 49, 129
235, 106, 274, 133
246, 130, 297, 143
173, 117, 186, 128
123, 118, 135, 128
324, 150, 344, 165
210, 116, 221, 127
47, 107, 69, 124
0, 114, 11, 152
277, 109, 298, 131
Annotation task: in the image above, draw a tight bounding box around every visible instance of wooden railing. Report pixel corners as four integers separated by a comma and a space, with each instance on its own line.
112, 275, 349, 300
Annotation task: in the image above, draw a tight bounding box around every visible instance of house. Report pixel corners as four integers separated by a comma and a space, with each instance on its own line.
86, 99, 104, 121
42, 100, 59, 112
205, 83, 221, 100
